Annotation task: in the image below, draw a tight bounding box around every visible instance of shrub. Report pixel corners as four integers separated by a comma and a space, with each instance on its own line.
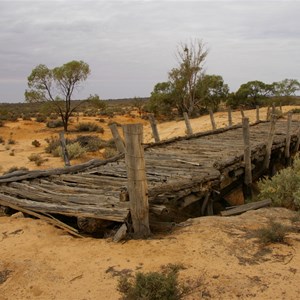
0, 136, 4, 144
75, 135, 107, 152
117, 270, 181, 300
258, 157, 300, 210
46, 120, 64, 128
7, 114, 18, 122
3, 166, 29, 175
9, 149, 15, 156
98, 118, 106, 123
53, 142, 87, 160
75, 122, 104, 133
103, 147, 118, 159
28, 153, 46, 166
254, 220, 289, 244
31, 140, 41, 147
35, 114, 47, 123
45, 137, 61, 154
0, 120, 4, 127
7, 138, 16, 145
22, 114, 32, 121
49, 113, 59, 120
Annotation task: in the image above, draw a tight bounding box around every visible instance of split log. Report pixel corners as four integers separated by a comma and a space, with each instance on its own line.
263, 115, 277, 170
220, 199, 272, 216
109, 123, 125, 153
256, 106, 260, 122
183, 112, 193, 136
148, 114, 160, 142
123, 123, 151, 238
59, 131, 71, 167
113, 223, 128, 242
209, 109, 217, 130
228, 107, 233, 127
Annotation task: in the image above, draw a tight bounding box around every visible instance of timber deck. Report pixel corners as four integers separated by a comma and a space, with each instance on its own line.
0, 119, 299, 231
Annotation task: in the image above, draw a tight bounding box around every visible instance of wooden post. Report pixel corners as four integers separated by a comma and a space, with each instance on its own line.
263, 115, 277, 170
272, 102, 276, 116
240, 109, 245, 119
148, 114, 160, 143
109, 123, 125, 153
266, 106, 270, 121
59, 131, 70, 167
228, 107, 233, 127
256, 105, 260, 122
242, 118, 252, 198
122, 124, 151, 238
285, 112, 292, 166
183, 112, 193, 136
209, 109, 217, 131
294, 125, 300, 153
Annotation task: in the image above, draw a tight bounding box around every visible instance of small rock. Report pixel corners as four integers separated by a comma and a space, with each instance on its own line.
11, 212, 25, 219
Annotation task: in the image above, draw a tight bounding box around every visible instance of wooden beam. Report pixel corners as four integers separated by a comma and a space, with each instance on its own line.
285, 112, 292, 165
183, 112, 193, 136
221, 199, 272, 216
256, 105, 260, 122
263, 115, 277, 170
228, 107, 233, 127
209, 109, 217, 130
109, 123, 125, 153
59, 131, 71, 167
122, 124, 151, 238
242, 117, 253, 199
148, 114, 160, 142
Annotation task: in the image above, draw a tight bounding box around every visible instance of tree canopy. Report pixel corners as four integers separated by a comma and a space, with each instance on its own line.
25, 60, 90, 131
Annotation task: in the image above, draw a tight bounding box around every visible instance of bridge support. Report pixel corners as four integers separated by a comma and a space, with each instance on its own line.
123, 124, 151, 238
242, 118, 253, 200
148, 114, 160, 142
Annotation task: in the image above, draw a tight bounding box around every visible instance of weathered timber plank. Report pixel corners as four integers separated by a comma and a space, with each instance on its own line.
220, 199, 272, 216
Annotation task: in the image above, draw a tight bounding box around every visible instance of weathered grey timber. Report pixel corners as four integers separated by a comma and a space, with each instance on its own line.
0, 118, 299, 230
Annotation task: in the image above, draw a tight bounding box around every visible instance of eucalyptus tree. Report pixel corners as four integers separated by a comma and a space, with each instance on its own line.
25, 60, 90, 131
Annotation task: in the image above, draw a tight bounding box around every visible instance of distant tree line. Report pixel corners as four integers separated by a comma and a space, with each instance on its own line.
146, 39, 300, 117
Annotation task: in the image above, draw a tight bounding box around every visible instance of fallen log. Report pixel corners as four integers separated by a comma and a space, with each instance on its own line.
220, 199, 272, 216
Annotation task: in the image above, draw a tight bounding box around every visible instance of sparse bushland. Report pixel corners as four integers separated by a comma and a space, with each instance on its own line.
254, 220, 289, 244
28, 153, 47, 166
258, 157, 300, 210
52, 142, 87, 160
46, 120, 64, 128
31, 140, 41, 147
3, 166, 29, 175
75, 122, 104, 133
117, 263, 201, 300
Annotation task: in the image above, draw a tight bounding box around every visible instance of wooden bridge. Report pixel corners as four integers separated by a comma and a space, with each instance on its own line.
0, 115, 299, 236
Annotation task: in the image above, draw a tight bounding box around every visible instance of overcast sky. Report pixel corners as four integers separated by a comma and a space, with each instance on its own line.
0, 0, 299, 103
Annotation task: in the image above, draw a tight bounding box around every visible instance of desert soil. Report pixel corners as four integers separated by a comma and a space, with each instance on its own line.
1, 106, 300, 299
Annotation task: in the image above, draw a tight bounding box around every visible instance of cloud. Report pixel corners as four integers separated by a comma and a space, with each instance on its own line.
0, 0, 299, 102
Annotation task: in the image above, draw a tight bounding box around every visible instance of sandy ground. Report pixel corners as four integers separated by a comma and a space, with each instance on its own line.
1, 106, 300, 299
0, 105, 298, 174
1, 208, 300, 299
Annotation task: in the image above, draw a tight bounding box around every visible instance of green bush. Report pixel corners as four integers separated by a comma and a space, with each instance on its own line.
103, 147, 118, 159
46, 120, 64, 128
31, 140, 41, 147
36, 114, 47, 123
28, 153, 46, 166
53, 142, 87, 160
258, 157, 300, 210
3, 166, 29, 175
45, 137, 61, 154
118, 270, 181, 300
75, 135, 107, 152
22, 114, 32, 121
254, 220, 288, 244
75, 122, 104, 133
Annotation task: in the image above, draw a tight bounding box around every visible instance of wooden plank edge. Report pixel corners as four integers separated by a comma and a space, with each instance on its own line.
220, 199, 272, 216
